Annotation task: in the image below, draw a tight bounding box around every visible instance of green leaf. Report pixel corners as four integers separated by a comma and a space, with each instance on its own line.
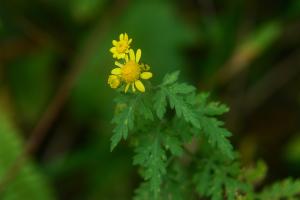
161, 163, 192, 200
258, 178, 300, 200
197, 93, 229, 116
136, 96, 154, 121
242, 160, 267, 185
170, 83, 196, 94
199, 116, 234, 159
110, 101, 135, 151
167, 91, 200, 128
134, 182, 152, 200
194, 156, 249, 200
162, 71, 180, 85
204, 102, 229, 116
196, 93, 234, 159
110, 94, 155, 151
133, 135, 167, 199
163, 134, 183, 156
154, 88, 168, 119
156, 72, 200, 127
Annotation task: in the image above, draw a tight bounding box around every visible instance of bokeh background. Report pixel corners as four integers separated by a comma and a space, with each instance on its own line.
0, 0, 300, 199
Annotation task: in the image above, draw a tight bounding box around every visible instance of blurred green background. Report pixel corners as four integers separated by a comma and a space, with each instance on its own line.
0, 0, 300, 199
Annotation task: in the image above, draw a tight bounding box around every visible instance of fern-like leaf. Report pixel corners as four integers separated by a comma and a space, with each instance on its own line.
257, 178, 300, 200
197, 93, 234, 159
194, 154, 249, 200
110, 96, 138, 151
199, 116, 234, 159
154, 72, 199, 128
133, 135, 167, 199
154, 88, 168, 119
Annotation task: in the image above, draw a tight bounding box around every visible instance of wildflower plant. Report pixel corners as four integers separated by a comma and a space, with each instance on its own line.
108, 33, 300, 200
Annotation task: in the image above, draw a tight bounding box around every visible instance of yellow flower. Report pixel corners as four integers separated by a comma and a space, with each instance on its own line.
110, 49, 153, 93
108, 75, 120, 89
110, 33, 132, 59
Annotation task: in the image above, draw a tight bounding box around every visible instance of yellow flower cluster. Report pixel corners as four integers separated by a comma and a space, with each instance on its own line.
108, 33, 153, 93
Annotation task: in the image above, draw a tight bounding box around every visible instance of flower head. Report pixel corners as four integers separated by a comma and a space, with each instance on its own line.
110, 49, 152, 93
110, 33, 132, 59
108, 33, 153, 93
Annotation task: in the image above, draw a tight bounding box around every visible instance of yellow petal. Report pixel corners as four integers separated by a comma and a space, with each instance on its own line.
135, 80, 145, 92
125, 55, 129, 62
140, 72, 152, 80
124, 33, 128, 40
124, 83, 130, 93
111, 68, 122, 75
110, 47, 116, 53
108, 75, 120, 89
128, 39, 132, 44
117, 53, 125, 59
119, 33, 124, 40
115, 61, 123, 68
131, 83, 136, 92
129, 49, 135, 61
112, 40, 118, 46
136, 49, 141, 63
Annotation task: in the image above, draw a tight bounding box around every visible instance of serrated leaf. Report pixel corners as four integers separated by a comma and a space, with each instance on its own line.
161, 164, 191, 200
110, 103, 135, 151
154, 89, 168, 119
133, 136, 167, 199
197, 93, 229, 116
258, 178, 300, 200
170, 83, 196, 94
167, 91, 200, 128
162, 71, 180, 85
155, 72, 200, 128
194, 156, 249, 200
204, 102, 229, 116
199, 116, 234, 159
163, 134, 183, 156
196, 93, 234, 158
136, 96, 154, 121
197, 92, 210, 105
134, 182, 152, 200
243, 160, 267, 185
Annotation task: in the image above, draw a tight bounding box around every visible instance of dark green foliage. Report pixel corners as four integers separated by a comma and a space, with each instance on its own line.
198, 116, 233, 159
155, 71, 199, 128
196, 93, 234, 159
193, 152, 250, 200
1, 0, 300, 199
110, 71, 300, 199
110, 95, 137, 151
110, 71, 238, 199
162, 134, 183, 156
134, 182, 152, 200
110, 105, 134, 150
257, 178, 300, 200
154, 89, 168, 119
160, 164, 192, 200
0, 112, 54, 200
133, 134, 167, 198
242, 160, 267, 185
